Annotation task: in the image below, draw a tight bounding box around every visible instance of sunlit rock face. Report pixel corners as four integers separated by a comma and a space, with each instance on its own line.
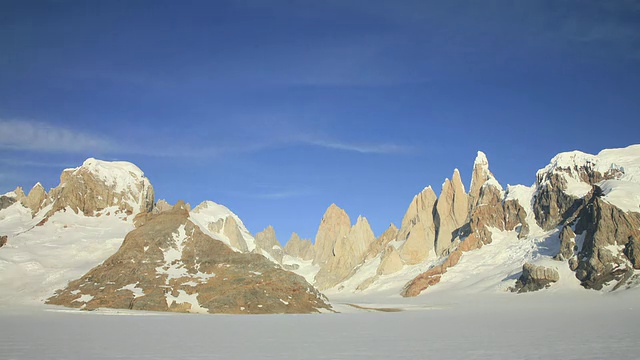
47, 158, 155, 217
284, 232, 315, 261
254, 225, 285, 263
434, 170, 468, 256
397, 186, 437, 265
313, 205, 376, 290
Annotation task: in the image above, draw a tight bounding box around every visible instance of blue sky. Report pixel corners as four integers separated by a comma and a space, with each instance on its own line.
1, 1, 639, 243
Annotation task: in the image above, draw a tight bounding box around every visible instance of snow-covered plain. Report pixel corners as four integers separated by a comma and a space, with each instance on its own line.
1, 290, 639, 360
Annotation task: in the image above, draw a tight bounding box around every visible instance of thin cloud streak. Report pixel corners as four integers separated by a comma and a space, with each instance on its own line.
0, 119, 412, 160
0, 158, 77, 169
300, 138, 413, 154
225, 189, 311, 200
0, 120, 114, 154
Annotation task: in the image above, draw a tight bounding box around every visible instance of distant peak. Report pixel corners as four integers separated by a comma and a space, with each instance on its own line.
355, 215, 369, 225
325, 203, 346, 215
452, 168, 463, 181
475, 151, 489, 166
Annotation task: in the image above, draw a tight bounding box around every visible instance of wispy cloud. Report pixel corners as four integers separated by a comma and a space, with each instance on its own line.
0, 119, 412, 162
294, 135, 415, 154
0, 119, 115, 153
297, 137, 413, 155
0, 157, 76, 168
225, 188, 311, 200
255, 190, 309, 200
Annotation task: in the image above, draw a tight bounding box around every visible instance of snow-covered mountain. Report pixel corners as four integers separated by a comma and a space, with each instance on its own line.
0, 158, 328, 314
283, 144, 640, 298
1, 145, 639, 314
0, 158, 154, 307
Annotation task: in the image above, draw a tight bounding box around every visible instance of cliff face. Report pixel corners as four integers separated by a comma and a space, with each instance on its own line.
396, 187, 436, 265
284, 233, 315, 261
254, 225, 285, 263
47, 158, 155, 217
313, 206, 376, 290
572, 190, 640, 290
434, 170, 469, 256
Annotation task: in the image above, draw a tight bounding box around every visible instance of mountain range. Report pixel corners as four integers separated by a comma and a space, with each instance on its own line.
1, 145, 639, 314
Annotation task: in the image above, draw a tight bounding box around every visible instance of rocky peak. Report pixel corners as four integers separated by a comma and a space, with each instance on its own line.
469, 151, 499, 212
20, 182, 48, 214
153, 199, 173, 214
344, 215, 376, 257
284, 232, 315, 261
399, 186, 437, 230
190, 200, 256, 252
434, 170, 469, 256
533, 149, 624, 230
46, 158, 155, 218
313, 203, 351, 266
255, 225, 284, 263
397, 186, 437, 265
313, 205, 381, 290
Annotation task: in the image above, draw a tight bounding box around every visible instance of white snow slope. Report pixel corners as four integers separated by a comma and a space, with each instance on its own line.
0, 203, 133, 307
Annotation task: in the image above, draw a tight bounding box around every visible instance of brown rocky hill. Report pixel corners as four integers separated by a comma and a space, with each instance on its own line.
46, 201, 331, 314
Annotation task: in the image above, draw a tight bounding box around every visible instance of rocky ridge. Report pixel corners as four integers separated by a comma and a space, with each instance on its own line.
0, 158, 155, 221
282, 145, 640, 298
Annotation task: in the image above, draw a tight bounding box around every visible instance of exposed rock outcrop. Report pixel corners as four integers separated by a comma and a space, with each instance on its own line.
20, 183, 47, 214
46, 202, 331, 314
0, 194, 17, 211
397, 187, 437, 264
434, 170, 468, 256
401, 249, 463, 297
364, 223, 398, 261
511, 263, 560, 293
254, 225, 284, 263
468, 151, 496, 213
153, 199, 173, 214
0, 235, 7, 247
378, 246, 404, 276
190, 200, 255, 253
402, 152, 532, 297
532, 151, 622, 230
314, 213, 376, 290
46, 158, 155, 217
554, 225, 576, 261
313, 204, 351, 267
573, 190, 640, 290
284, 233, 315, 261
222, 216, 249, 252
